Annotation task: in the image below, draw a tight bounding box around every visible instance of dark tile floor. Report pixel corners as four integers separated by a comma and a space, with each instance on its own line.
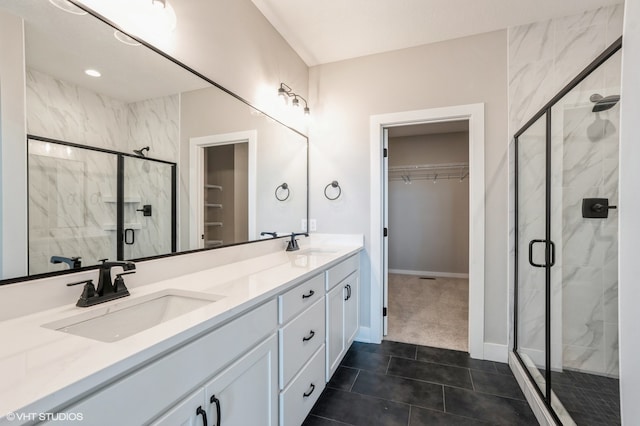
548, 369, 620, 425
303, 341, 538, 425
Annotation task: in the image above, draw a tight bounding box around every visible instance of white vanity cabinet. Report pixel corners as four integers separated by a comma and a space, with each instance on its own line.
325, 255, 360, 380
48, 300, 277, 426
30, 249, 362, 426
277, 273, 326, 426
152, 335, 278, 426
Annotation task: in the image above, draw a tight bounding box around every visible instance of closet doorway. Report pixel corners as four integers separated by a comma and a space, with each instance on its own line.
385, 121, 470, 351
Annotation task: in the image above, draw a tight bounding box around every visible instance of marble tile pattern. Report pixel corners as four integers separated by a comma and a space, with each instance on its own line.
26, 70, 180, 272
509, 5, 622, 378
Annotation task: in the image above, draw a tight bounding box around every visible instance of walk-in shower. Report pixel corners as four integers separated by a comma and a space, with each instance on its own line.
28, 136, 177, 275
514, 38, 622, 425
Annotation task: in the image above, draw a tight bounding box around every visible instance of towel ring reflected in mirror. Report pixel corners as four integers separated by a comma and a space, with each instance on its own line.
275, 182, 290, 201
324, 181, 341, 200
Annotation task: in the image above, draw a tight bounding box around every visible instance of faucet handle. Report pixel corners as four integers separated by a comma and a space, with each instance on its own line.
66, 279, 94, 287
113, 270, 135, 293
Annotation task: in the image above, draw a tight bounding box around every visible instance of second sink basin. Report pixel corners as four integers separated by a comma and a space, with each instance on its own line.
42, 289, 224, 343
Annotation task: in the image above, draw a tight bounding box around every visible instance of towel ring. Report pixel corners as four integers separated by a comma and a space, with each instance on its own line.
275, 183, 290, 201
324, 181, 341, 200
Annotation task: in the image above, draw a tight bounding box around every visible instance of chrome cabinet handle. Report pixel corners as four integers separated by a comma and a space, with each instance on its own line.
302, 330, 316, 342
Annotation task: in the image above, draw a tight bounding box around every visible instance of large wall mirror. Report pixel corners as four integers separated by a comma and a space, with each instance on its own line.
0, 0, 308, 282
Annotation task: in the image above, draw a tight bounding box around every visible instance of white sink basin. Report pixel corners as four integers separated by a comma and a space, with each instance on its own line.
297, 248, 338, 256
42, 289, 224, 343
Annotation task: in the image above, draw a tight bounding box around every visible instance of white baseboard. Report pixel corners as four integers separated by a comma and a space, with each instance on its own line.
388, 269, 469, 279
483, 342, 508, 363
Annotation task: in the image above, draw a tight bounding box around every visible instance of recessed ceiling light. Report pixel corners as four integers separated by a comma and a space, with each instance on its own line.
114, 30, 142, 46
85, 69, 101, 78
48, 0, 87, 15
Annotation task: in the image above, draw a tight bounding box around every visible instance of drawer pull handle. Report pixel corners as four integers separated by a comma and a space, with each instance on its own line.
302, 330, 316, 342
344, 284, 351, 301
196, 406, 208, 426
302, 290, 315, 299
303, 383, 316, 398
210, 395, 221, 426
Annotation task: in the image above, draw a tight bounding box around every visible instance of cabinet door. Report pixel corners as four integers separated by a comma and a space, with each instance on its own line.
204, 335, 278, 426
151, 389, 207, 426
326, 283, 346, 380
344, 272, 359, 346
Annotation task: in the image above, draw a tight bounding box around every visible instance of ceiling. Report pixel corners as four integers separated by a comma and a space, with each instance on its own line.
0, 0, 208, 103
251, 0, 623, 66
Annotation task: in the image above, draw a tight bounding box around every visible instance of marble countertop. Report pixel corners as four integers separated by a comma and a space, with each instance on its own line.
0, 240, 362, 422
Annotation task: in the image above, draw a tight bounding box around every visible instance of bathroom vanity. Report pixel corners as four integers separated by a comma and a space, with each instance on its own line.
0, 235, 363, 425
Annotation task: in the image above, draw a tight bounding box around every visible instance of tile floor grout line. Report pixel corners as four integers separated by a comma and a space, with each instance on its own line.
442, 385, 446, 413
407, 405, 411, 426
386, 356, 392, 374
469, 368, 475, 391
349, 369, 361, 393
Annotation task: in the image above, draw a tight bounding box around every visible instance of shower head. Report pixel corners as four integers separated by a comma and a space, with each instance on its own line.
590, 93, 620, 112
133, 146, 150, 157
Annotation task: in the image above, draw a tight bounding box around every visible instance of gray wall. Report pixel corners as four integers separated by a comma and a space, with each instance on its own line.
388, 132, 469, 275
308, 30, 509, 345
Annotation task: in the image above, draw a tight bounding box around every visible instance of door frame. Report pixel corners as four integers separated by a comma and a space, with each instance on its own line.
369, 103, 485, 359
189, 130, 257, 249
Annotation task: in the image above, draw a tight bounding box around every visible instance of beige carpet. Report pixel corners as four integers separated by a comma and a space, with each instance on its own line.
385, 274, 469, 351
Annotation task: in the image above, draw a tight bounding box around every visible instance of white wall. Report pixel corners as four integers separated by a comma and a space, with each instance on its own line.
388, 132, 469, 275
308, 30, 508, 344
0, 11, 28, 279
618, 0, 640, 421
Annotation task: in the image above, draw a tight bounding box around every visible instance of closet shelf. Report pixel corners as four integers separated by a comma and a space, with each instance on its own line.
204, 222, 223, 227
205, 184, 223, 191
206, 240, 223, 246
389, 162, 469, 182
205, 203, 223, 208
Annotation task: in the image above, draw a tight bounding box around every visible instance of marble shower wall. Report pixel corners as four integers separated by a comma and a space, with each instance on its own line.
509, 4, 623, 378
26, 70, 178, 273
555, 50, 621, 376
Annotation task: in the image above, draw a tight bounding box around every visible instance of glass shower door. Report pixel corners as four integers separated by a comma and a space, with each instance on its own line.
549, 49, 621, 425
28, 139, 118, 274
122, 156, 175, 260
515, 115, 550, 398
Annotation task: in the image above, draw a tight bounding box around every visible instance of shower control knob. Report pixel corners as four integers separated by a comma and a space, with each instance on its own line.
582, 198, 616, 219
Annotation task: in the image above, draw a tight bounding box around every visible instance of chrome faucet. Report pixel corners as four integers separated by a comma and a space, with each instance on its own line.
67, 261, 136, 307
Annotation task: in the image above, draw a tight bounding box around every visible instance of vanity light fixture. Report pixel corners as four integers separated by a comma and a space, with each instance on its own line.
277, 83, 310, 115
85, 69, 101, 78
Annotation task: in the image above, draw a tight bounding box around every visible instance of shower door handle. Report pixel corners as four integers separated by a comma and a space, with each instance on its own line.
124, 228, 135, 245
529, 239, 555, 267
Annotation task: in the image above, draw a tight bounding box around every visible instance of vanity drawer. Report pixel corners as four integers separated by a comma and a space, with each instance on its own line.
279, 272, 324, 324
279, 345, 326, 426
326, 254, 359, 291
279, 296, 325, 388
